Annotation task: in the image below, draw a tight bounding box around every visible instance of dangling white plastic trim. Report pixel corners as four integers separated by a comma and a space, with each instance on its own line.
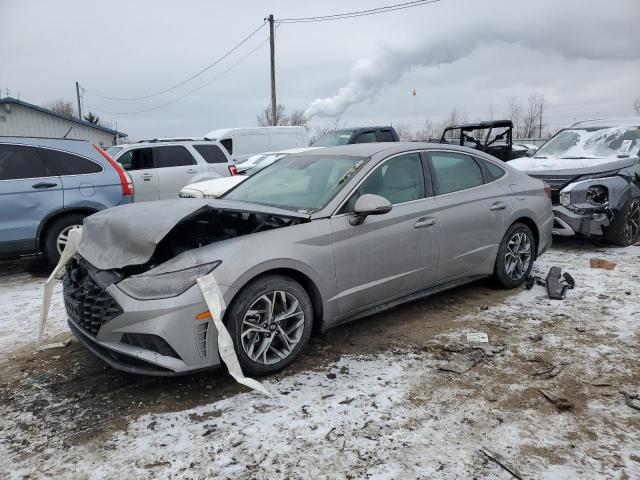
37, 227, 83, 350
197, 273, 273, 397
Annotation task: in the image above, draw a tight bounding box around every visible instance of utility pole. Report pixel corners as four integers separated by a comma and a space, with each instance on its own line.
75, 82, 83, 120
267, 14, 277, 126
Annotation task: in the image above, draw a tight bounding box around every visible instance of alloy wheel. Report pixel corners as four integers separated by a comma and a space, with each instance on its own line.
504, 231, 532, 281
626, 200, 640, 245
56, 225, 81, 255
240, 291, 305, 365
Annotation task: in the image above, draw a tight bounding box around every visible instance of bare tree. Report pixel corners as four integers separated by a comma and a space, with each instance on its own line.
443, 107, 468, 127
308, 115, 344, 144
289, 110, 308, 128
83, 112, 100, 125
521, 93, 546, 138
395, 123, 414, 142
414, 119, 438, 141
45, 99, 76, 118
634, 97, 640, 115
506, 96, 522, 138
256, 103, 289, 126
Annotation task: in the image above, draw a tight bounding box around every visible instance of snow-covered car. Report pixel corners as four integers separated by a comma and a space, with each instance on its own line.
179, 147, 321, 199
509, 118, 640, 246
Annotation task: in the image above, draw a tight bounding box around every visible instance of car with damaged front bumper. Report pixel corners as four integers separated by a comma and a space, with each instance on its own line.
63, 143, 553, 377
509, 118, 640, 246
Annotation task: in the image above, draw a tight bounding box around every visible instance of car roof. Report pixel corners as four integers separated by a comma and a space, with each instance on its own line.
0, 135, 91, 144
291, 142, 482, 158
569, 117, 640, 128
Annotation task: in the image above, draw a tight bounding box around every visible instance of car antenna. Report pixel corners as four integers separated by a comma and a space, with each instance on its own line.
62, 126, 73, 139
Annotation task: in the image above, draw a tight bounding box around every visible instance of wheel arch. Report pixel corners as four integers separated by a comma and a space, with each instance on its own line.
224, 267, 324, 334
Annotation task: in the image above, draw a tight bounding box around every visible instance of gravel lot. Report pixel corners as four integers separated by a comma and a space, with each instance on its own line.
0, 238, 638, 479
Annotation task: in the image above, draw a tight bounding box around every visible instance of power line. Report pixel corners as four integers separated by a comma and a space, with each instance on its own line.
87, 38, 269, 115
277, 0, 441, 23
82, 22, 266, 101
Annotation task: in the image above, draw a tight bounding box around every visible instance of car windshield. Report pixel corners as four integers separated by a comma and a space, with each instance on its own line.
106, 146, 123, 157
535, 126, 640, 159
223, 155, 367, 212
312, 130, 356, 147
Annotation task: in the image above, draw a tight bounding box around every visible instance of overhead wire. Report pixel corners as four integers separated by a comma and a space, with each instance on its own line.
277, 0, 441, 23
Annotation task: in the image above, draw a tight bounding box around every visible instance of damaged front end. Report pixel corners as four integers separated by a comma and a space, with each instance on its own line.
63, 199, 309, 375
552, 170, 637, 237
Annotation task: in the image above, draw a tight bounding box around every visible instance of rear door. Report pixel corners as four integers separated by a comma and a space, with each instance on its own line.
155, 145, 201, 199
378, 129, 397, 142
330, 152, 439, 315
426, 150, 507, 281
0, 143, 63, 255
192, 143, 231, 178
117, 147, 158, 201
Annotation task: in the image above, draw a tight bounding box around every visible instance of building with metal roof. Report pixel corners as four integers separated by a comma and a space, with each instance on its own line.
0, 97, 127, 146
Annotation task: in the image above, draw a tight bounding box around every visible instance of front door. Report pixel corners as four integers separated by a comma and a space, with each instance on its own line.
0, 143, 63, 255
117, 147, 158, 202
426, 151, 506, 281
330, 152, 439, 315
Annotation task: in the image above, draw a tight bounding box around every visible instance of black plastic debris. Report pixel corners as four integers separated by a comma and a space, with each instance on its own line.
525, 267, 575, 300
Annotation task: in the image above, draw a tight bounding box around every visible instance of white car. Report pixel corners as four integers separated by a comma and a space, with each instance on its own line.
106, 138, 236, 202
179, 147, 321, 199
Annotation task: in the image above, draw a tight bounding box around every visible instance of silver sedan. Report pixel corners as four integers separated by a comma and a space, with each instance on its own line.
64, 143, 553, 376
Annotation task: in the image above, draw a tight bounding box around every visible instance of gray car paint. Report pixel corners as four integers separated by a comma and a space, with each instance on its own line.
66, 143, 553, 375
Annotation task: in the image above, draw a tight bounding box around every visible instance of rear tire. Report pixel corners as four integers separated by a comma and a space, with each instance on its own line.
226, 274, 313, 376
494, 222, 536, 289
42, 214, 86, 266
603, 197, 640, 247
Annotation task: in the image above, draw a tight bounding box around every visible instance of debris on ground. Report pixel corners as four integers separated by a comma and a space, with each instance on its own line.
590, 258, 617, 270
479, 447, 524, 479
622, 391, 640, 412
438, 349, 484, 373
466, 332, 488, 343
538, 389, 575, 411
546, 266, 576, 300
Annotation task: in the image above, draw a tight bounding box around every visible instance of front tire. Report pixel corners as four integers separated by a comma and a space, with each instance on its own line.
494, 222, 535, 288
43, 214, 86, 266
226, 274, 313, 376
603, 197, 640, 247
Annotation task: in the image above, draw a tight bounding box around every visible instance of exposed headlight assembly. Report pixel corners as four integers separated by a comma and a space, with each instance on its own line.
559, 191, 571, 206
586, 185, 608, 206
118, 261, 221, 300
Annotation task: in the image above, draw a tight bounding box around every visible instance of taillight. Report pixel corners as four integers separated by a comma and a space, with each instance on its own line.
94, 144, 134, 196
543, 182, 552, 200
228, 165, 238, 176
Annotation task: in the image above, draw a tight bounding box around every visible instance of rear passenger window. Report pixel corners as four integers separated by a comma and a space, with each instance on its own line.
477, 158, 506, 182
42, 148, 102, 175
155, 146, 196, 168
379, 130, 395, 142
193, 144, 228, 164
0, 144, 49, 180
353, 131, 377, 144
220, 139, 233, 155
429, 152, 484, 195
118, 148, 154, 171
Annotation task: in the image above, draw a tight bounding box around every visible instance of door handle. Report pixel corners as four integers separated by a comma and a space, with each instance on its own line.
490, 201, 507, 211
414, 217, 436, 228
32, 182, 57, 189
185, 169, 197, 174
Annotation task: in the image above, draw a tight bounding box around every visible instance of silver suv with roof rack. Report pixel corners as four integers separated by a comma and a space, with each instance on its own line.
106, 138, 236, 202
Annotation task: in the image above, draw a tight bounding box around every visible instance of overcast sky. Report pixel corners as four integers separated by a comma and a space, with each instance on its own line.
2, 0, 639, 139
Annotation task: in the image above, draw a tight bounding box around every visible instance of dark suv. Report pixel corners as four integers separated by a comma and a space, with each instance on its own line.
312, 126, 399, 147
0, 137, 134, 264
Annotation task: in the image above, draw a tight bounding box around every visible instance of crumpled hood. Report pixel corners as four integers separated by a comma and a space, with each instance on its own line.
508, 155, 638, 176
78, 199, 309, 270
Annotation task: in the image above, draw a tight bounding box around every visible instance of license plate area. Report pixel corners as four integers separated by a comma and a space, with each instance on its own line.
64, 295, 83, 323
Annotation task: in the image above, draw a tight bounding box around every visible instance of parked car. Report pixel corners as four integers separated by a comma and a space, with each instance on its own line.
204, 126, 309, 164
509, 118, 640, 246
0, 136, 133, 264
64, 143, 552, 377
311, 126, 399, 147
440, 120, 531, 161
179, 147, 322, 199
106, 138, 235, 202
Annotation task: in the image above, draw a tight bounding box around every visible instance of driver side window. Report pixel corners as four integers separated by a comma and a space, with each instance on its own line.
340, 153, 425, 213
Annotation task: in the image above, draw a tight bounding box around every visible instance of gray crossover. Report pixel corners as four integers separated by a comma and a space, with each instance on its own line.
64, 143, 553, 376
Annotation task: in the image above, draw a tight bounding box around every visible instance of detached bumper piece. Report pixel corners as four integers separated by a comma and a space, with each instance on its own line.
525, 267, 575, 300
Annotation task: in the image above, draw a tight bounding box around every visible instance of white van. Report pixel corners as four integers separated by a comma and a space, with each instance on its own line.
204, 126, 309, 163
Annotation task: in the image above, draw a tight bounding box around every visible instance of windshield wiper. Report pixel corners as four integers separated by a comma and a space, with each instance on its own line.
533, 156, 548, 159
336, 160, 365, 185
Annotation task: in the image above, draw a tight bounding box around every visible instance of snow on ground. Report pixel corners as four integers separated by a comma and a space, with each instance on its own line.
0, 241, 639, 479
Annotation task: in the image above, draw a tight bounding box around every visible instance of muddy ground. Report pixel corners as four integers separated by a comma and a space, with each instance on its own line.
0, 238, 639, 479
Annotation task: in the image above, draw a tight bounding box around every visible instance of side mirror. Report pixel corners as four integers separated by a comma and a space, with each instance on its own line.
526, 147, 538, 157
350, 194, 392, 226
